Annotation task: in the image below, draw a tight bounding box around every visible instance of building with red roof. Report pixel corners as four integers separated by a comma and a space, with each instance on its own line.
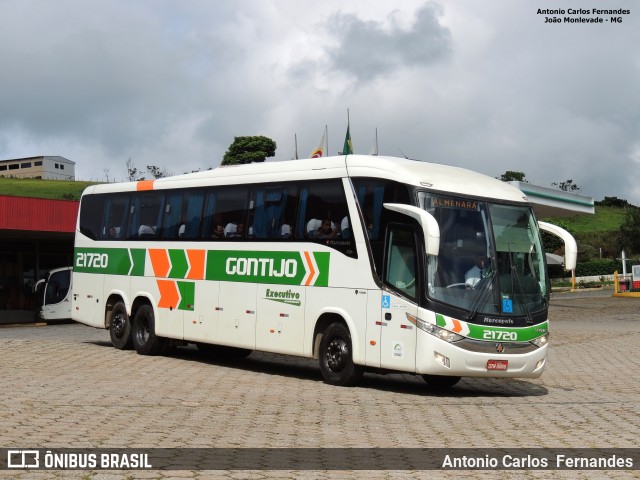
0, 195, 78, 322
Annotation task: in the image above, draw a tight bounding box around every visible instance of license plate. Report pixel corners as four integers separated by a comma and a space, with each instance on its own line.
487, 360, 508, 371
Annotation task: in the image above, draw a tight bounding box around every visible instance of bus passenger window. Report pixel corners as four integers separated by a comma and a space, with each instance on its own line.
248, 185, 297, 239
102, 195, 129, 240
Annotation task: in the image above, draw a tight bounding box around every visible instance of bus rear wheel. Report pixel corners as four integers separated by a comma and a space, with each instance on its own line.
109, 301, 132, 350
422, 374, 461, 388
319, 322, 364, 387
132, 305, 167, 355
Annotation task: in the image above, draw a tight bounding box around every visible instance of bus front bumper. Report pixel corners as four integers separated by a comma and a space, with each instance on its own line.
416, 336, 548, 379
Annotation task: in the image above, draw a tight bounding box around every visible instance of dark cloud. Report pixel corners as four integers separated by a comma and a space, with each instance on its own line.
325, 3, 452, 81
0, 1, 639, 203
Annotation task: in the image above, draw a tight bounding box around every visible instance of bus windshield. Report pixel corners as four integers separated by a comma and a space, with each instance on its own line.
418, 193, 548, 321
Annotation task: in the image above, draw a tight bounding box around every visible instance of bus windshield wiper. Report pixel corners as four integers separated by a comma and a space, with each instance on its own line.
509, 264, 534, 325
506, 244, 534, 325
466, 269, 496, 322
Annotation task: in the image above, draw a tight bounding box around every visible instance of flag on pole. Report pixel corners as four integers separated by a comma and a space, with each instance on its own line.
310, 127, 328, 158
368, 128, 378, 156
343, 125, 353, 155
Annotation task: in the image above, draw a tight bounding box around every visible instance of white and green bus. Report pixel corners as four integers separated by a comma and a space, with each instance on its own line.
72, 155, 576, 387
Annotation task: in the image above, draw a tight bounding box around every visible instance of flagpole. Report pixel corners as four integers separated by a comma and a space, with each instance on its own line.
325, 124, 328, 158
294, 133, 299, 160
342, 109, 353, 155
374, 127, 378, 155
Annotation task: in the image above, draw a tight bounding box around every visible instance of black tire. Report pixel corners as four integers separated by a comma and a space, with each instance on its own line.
132, 304, 167, 355
109, 301, 132, 350
422, 374, 461, 388
318, 322, 364, 386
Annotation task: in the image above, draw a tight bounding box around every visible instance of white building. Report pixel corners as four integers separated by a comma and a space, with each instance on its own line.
509, 181, 594, 218
0, 156, 75, 180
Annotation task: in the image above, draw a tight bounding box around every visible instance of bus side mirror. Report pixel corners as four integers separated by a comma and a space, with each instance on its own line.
538, 221, 578, 271
383, 203, 440, 256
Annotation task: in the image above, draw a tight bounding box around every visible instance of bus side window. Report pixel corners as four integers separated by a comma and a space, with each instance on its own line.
248, 185, 297, 239
79, 194, 104, 240
127, 193, 164, 240
203, 187, 247, 239
162, 192, 184, 239
296, 179, 355, 256
102, 195, 130, 240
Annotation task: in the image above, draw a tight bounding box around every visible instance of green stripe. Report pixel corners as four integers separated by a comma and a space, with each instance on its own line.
177, 281, 195, 311
435, 314, 548, 341
521, 189, 594, 208
75, 247, 147, 276
168, 249, 189, 279
130, 249, 146, 276
466, 322, 548, 342
205, 250, 329, 286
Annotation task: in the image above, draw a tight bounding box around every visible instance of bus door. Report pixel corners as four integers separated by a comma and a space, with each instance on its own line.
256, 284, 305, 355
380, 225, 418, 372
218, 281, 257, 349
184, 280, 220, 344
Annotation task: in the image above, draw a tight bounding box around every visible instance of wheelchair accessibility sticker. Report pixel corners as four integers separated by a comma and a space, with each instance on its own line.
502, 298, 513, 313
382, 295, 391, 309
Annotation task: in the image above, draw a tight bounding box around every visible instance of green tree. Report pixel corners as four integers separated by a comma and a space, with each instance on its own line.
126, 158, 143, 181
596, 196, 632, 208
619, 206, 640, 254
499, 171, 527, 182
146, 165, 171, 178
222, 136, 277, 166
552, 179, 581, 192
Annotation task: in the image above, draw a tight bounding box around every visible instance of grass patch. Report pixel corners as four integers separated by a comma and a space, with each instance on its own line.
0, 177, 98, 200
543, 206, 627, 233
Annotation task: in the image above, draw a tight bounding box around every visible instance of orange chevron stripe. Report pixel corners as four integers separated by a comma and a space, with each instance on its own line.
157, 280, 180, 309
137, 180, 155, 191
303, 251, 315, 286
149, 249, 170, 277
452, 319, 463, 334
186, 249, 205, 280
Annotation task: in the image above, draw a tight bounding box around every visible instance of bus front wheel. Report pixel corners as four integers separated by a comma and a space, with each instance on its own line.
319, 322, 364, 387
132, 305, 166, 356
109, 301, 132, 350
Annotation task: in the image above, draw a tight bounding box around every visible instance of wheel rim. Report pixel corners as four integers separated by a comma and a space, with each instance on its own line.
112, 312, 126, 339
325, 337, 349, 372
137, 316, 150, 345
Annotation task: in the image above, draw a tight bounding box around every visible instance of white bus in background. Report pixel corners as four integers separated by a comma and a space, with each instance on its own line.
34, 266, 73, 321
72, 155, 576, 387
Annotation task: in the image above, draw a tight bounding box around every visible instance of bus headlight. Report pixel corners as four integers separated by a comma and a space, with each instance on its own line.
531, 333, 549, 348
407, 314, 464, 343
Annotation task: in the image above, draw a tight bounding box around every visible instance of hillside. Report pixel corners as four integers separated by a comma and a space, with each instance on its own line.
0, 177, 97, 200
543, 206, 627, 233
543, 206, 629, 259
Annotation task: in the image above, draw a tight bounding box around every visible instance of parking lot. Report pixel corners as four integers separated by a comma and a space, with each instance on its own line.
0, 288, 638, 479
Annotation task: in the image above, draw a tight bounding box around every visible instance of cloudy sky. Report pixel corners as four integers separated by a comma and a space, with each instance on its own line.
1, 0, 638, 204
